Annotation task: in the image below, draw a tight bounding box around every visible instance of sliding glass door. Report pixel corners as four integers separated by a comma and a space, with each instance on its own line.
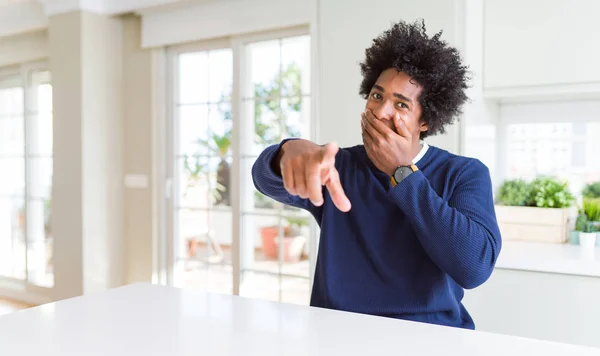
0, 63, 54, 295
167, 28, 317, 304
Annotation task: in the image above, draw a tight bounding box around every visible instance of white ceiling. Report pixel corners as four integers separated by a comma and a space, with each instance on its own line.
0, 0, 201, 16
0, 0, 31, 7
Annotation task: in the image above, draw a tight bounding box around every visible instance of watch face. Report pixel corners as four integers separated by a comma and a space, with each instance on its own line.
393, 166, 412, 183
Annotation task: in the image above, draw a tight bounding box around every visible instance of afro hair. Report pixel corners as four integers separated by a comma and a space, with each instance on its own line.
359, 19, 470, 138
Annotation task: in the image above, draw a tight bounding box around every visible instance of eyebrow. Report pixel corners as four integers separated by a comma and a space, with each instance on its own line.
373, 84, 413, 104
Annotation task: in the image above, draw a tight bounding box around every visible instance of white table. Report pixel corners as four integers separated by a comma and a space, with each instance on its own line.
0, 283, 599, 356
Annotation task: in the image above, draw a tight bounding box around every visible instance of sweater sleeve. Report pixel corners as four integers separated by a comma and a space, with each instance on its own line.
251, 139, 323, 220
388, 159, 502, 289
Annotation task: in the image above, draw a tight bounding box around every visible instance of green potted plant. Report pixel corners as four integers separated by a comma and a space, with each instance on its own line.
582, 181, 600, 199
495, 177, 576, 243
570, 212, 587, 244
579, 198, 600, 249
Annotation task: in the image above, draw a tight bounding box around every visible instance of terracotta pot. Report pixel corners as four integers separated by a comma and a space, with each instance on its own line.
260, 226, 305, 262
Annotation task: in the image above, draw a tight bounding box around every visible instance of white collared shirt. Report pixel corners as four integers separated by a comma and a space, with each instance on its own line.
412, 141, 429, 165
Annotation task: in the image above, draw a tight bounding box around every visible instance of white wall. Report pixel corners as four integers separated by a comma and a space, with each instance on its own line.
317, 0, 464, 151
464, 268, 600, 348
484, 0, 600, 89
140, 0, 315, 48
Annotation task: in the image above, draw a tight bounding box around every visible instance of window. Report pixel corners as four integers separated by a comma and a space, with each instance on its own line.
504, 122, 600, 195
0, 66, 53, 288
168, 29, 314, 305
464, 101, 600, 198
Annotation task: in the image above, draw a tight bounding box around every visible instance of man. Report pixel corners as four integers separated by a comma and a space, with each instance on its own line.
251, 20, 501, 329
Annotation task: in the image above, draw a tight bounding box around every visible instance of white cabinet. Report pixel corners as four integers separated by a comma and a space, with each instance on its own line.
464, 268, 600, 349
483, 0, 600, 92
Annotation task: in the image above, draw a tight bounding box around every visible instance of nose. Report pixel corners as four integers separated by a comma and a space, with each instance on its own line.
371, 102, 395, 121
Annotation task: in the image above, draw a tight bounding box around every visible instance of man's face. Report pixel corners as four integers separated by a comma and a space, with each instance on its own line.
364, 68, 427, 138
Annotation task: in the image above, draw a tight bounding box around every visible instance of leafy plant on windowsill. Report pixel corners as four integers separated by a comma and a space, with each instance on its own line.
496, 177, 575, 208
527, 177, 575, 208
496, 179, 531, 206
582, 181, 600, 199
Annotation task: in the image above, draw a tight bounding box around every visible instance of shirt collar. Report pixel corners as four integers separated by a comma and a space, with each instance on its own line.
412, 141, 429, 165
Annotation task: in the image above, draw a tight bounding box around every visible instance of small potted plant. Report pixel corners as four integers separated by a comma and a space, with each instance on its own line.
582, 181, 600, 200
579, 198, 600, 249
495, 177, 576, 243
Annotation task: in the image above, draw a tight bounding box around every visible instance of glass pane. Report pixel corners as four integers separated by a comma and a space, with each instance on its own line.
178, 105, 209, 156
29, 83, 53, 156
0, 158, 25, 197
0, 117, 24, 156
240, 271, 280, 303
208, 209, 232, 265
281, 35, 311, 96
253, 189, 279, 210
240, 157, 282, 212
28, 157, 53, 200
27, 198, 53, 287
281, 97, 310, 140
242, 214, 279, 275
0, 85, 24, 117
244, 99, 281, 156
177, 208, 233, 294
246, 39, 281, 99
586, 123, 600, 174
209, 157, 232, 207
207, 102, 232, 157
242, 213, 308, 275
208, 49, 233, 103
281, 275, 311, 306
0, 197, 26, 280
280, 216, 310, 277
178, 52, 209, 104
177, 208, 209, 261
178, 156, 209, 209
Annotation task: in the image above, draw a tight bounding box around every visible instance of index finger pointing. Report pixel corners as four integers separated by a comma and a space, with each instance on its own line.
325, 167, 351, 212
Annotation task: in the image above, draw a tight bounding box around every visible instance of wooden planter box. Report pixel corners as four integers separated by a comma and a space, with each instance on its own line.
495, 205, 576, 244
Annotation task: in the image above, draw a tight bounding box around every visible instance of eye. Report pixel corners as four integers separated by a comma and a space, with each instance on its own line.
397, 102, 408, 109
370, 92, 382, 100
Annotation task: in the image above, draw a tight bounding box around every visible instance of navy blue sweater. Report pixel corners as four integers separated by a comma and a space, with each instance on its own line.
252, 141, 502, 329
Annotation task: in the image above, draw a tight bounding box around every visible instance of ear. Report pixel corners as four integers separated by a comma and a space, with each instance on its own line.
419, 121, 428, 133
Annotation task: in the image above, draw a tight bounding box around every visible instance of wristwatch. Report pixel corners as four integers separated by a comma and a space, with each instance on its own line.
390, 164, 419, 187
